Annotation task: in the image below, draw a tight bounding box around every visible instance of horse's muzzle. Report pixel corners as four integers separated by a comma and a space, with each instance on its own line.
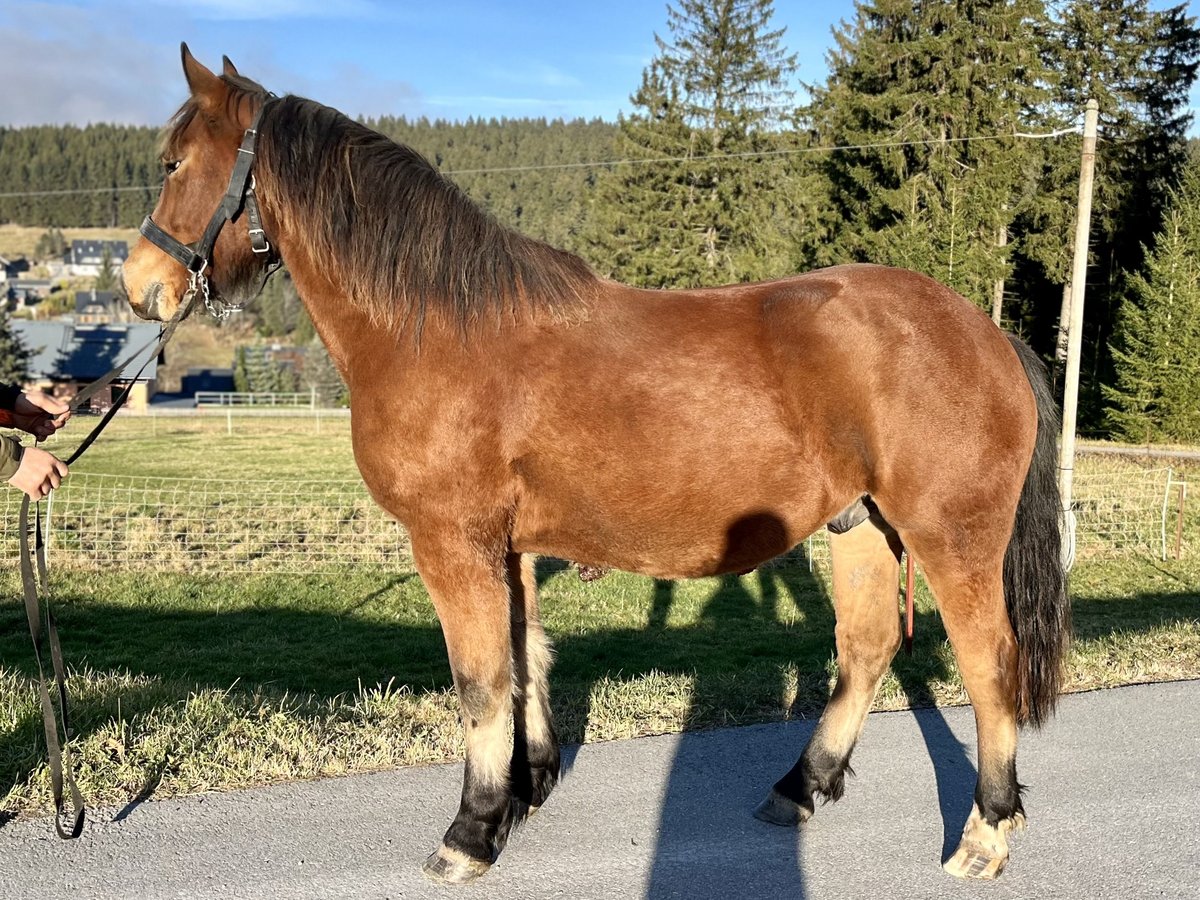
134, 282, 165, 321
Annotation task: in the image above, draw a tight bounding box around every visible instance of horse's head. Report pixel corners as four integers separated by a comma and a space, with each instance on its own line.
123, 44, 274, 322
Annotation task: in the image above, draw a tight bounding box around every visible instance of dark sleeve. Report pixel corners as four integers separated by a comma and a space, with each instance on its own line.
0, 434, 23, 481
0, 383, 20, 411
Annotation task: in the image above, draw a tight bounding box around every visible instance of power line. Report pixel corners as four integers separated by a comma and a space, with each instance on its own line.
0, 184, 161, 199
447, 127, 1080, 175
0, 126, 1079, 200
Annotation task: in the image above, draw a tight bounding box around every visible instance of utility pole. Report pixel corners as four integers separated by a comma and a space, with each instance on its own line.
1058, 99, 1099, 559
990, 205, 1008, 326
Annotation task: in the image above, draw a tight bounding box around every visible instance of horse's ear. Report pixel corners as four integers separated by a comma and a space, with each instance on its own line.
180, 43, 222, 99
222, 55, 239, 77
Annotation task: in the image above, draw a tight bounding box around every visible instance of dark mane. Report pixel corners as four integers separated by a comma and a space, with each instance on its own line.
163, 78, 596, 334
260, 93, 595, 334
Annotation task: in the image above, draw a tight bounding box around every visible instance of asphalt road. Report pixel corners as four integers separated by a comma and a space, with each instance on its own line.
2, 680, 1197, 899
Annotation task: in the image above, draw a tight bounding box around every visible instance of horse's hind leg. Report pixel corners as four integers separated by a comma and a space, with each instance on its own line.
413, 532, 515, 885
508, 553, 561, 813
756, 512, 901, 825
916, 549, 1024, 880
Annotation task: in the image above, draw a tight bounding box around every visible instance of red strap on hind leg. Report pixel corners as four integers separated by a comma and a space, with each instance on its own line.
904, 553, 915, 655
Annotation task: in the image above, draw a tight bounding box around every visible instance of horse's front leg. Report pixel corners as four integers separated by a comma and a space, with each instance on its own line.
413, 528, 515, 885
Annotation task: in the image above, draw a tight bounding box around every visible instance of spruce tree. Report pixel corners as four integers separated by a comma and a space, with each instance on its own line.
95, 245, 118, 292
585, 0, 801, 287
806, 0, 1051, 313
1104, 159, 1200, 442
1040, 0, 1200, 423
0, 309, 32, 385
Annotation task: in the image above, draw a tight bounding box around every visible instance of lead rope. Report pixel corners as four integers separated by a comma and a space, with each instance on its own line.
17, 290, 196, 838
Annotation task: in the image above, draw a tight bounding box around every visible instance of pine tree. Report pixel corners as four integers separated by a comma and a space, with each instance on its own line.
95, 245, 118, 292
302, 339, 348, 407
806, 0, 1051, 313
1040, 0, 1200, 424
233, 346, 250, 394
585, 0, 801, 287
0, 309, 32, 385
33, 226, 66, 260
1104, 159, 1200, 442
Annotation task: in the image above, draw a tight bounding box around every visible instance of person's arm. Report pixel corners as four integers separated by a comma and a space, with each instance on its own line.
0, 383, 20, 411
0, 385, 71, 498
0, 434, 23, 481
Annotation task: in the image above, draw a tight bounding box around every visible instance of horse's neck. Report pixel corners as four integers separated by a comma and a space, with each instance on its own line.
266, 231, 376, 379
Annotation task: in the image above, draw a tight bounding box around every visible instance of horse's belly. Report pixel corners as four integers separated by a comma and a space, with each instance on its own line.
511, 460, 833, 579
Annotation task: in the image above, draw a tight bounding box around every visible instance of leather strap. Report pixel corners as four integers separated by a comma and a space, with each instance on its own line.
138, 100, 276, 289
16, 292, 195, 839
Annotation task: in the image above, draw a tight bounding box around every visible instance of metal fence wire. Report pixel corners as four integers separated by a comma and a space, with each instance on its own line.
0, 474, 409, 574
796, 467, 1178, 567
0, 467, 1183, 575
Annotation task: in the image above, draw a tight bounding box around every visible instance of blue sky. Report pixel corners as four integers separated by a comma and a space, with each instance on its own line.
2, 0, 1197, 129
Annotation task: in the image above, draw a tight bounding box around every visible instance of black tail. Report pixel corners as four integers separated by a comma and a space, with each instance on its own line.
1004, 336, 1071, 728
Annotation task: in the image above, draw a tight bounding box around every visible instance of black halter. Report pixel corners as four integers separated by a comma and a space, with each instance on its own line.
139, 98, 280, 318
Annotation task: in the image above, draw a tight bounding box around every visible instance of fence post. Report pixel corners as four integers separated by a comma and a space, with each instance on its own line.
1059, 99, 1099, 565
1177, 482, 1188, 560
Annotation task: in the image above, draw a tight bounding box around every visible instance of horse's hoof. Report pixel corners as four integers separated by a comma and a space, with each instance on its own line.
752, 789, 810, 827
943, 804, 1022, 879
943, 841, 1008, 880
421, 845, 492, 885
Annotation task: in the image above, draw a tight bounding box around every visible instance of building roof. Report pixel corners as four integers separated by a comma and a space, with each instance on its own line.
13, 321, 160, 382
66, 240, 129, 265
74, 290, 121, 314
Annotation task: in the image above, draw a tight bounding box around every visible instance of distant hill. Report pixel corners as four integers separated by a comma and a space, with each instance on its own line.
0, 117, 619, 255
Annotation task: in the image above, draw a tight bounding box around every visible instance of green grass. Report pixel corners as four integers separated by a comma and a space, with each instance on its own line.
1, 422, 1198, 818
3, 554, 1198, 817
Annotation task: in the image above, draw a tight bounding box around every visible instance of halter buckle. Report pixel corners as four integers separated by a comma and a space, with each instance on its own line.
248, 229, 271, 254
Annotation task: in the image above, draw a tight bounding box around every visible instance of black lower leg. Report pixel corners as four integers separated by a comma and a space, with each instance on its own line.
771, 743, 854, 818
511, 727, 561, 811
976, 757, 1024, 827
441, 759, 516, 863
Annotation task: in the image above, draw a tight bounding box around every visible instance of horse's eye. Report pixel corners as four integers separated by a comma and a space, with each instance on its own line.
164, 159, 182, 175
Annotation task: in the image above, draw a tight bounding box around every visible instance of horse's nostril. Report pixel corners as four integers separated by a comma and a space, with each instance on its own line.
138, 282, 164, 320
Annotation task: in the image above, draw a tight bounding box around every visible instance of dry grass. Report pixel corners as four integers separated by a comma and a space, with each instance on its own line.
0, 224, 141, 262
154, 318, 256, 392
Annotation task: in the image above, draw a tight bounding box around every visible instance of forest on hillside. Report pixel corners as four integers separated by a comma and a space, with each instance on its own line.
1, 0, 1198, 441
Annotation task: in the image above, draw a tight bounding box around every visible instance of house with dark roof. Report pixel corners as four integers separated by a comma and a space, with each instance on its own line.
13, 320, 160, 411
4, 278, 56, 311
74, 289, 125, 323
63, 240, 129, 277
0, 255, 31, 282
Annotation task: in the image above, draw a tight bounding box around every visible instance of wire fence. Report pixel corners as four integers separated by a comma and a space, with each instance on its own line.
0, 466, 1186, 576
802, 466, 1184, 567
1, 474, 408, 574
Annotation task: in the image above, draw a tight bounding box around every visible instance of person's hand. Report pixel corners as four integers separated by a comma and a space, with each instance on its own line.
11, 390, 71, 440
7, 446, 69, 501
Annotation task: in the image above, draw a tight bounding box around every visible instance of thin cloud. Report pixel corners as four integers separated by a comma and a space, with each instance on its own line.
0, 4, 179, 126
148, 0, 380, 20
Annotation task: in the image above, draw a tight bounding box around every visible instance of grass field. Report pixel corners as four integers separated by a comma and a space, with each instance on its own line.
0, 224, 141, 262
1, 420, 1198, 818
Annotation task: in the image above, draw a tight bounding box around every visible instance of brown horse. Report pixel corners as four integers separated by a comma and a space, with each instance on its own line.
122, 47, 1069, 885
